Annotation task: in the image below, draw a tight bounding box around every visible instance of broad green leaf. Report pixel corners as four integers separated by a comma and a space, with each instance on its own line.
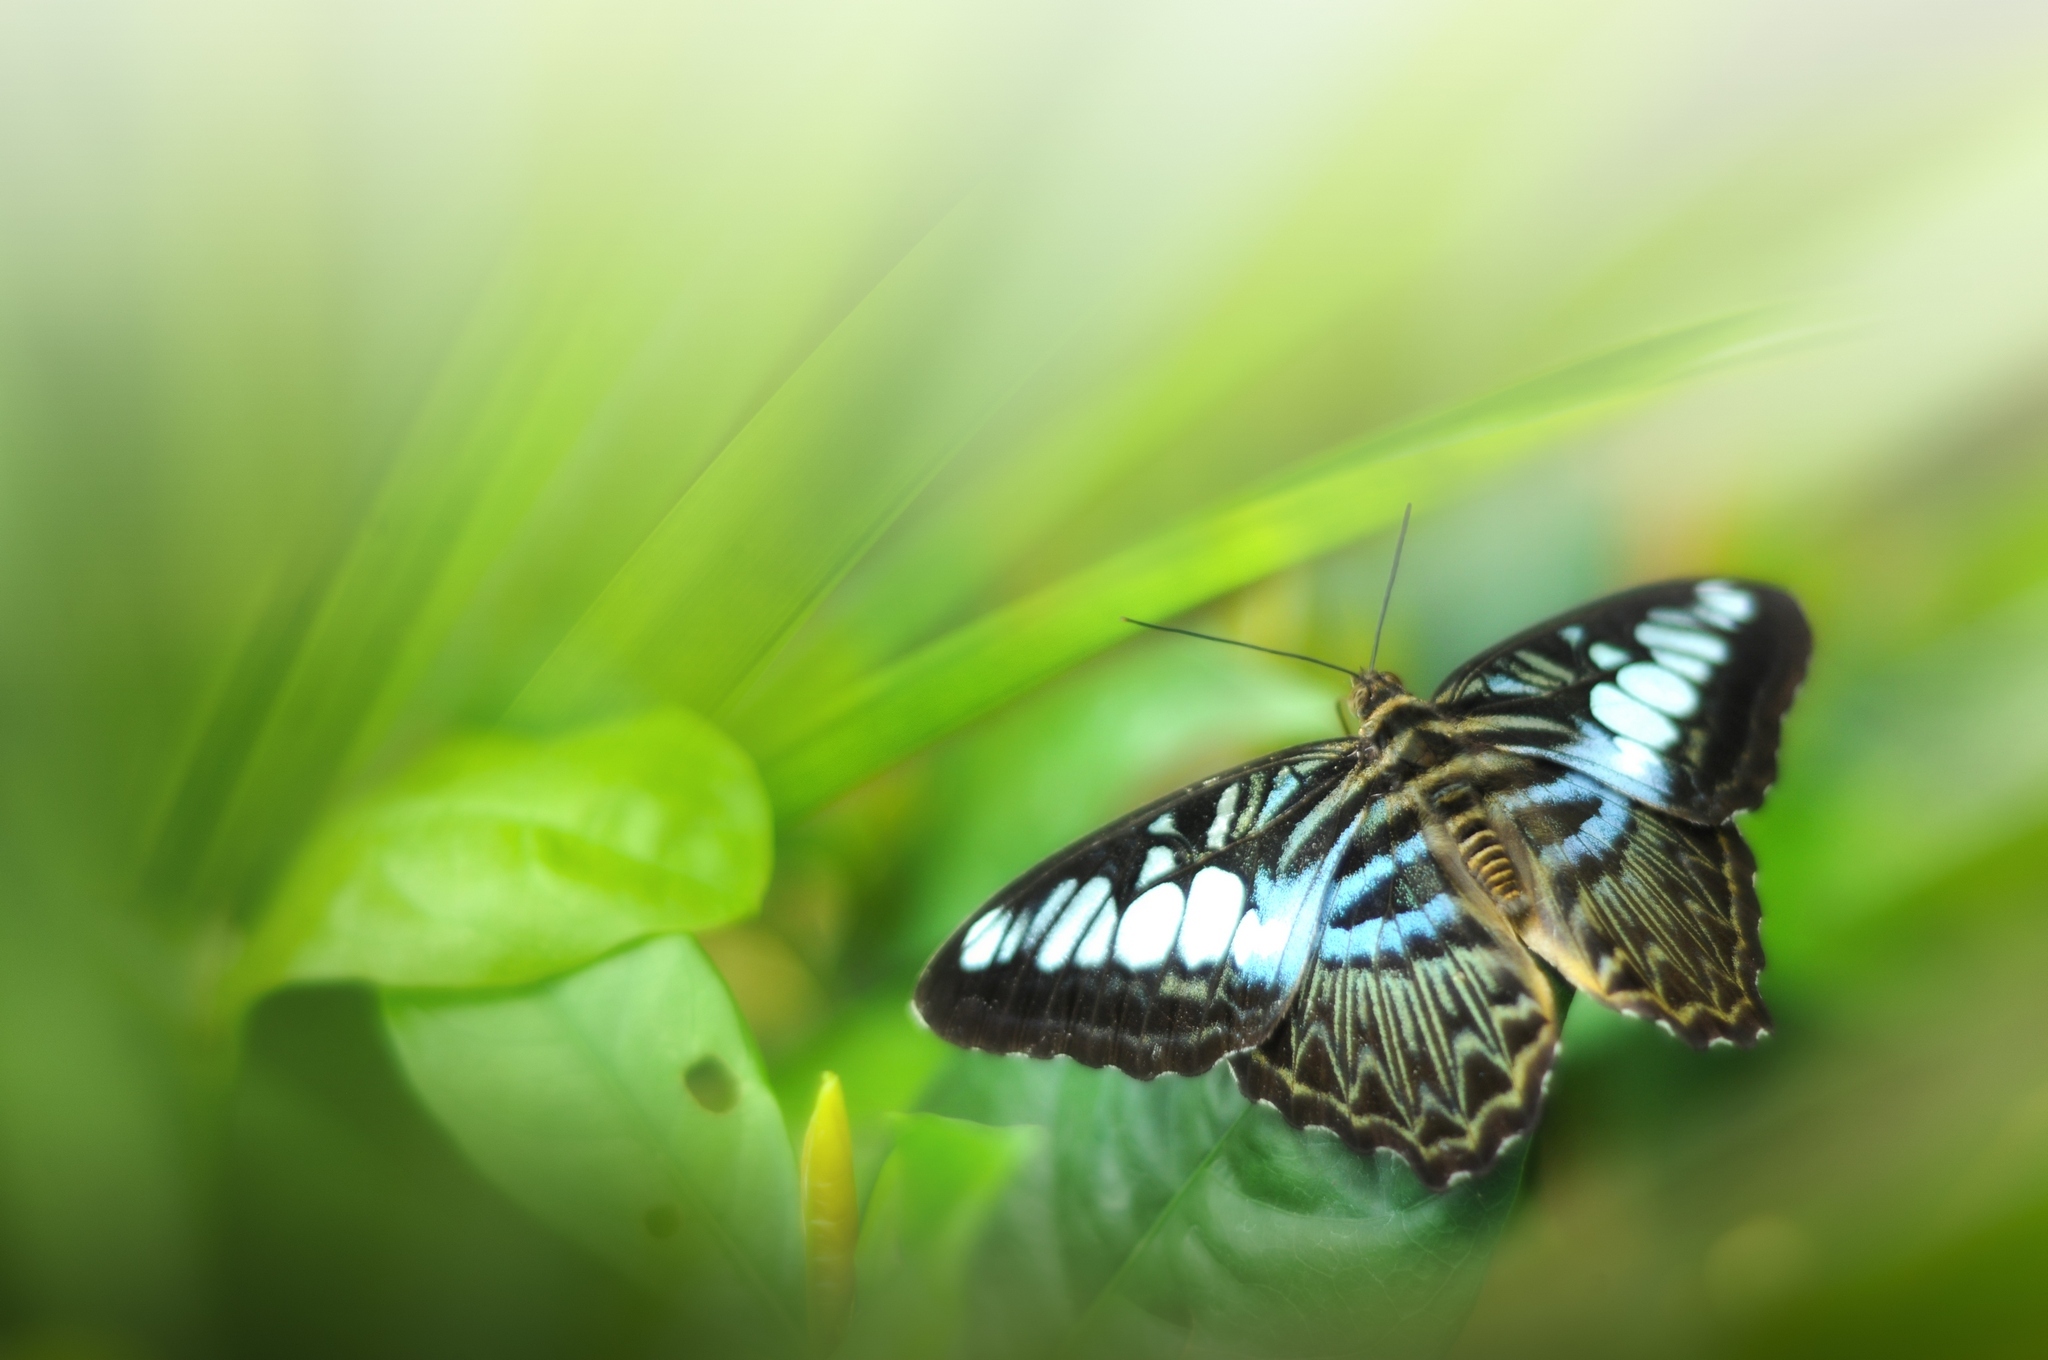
740, 312, 1809, 814
229, 709, 770, 1006
382, 935, 803, 1353
839, 1114, 1043, 1360
922, 1055, 1526, 1360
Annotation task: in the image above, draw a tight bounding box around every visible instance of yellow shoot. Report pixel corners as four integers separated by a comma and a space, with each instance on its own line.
800, 1071, 857, 1355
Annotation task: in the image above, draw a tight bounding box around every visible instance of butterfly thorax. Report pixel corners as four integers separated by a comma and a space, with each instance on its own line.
1350, 676, 1453, 775
1352, 685, 1531, 910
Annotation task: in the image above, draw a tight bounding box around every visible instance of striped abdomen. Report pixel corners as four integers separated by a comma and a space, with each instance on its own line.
1430, 780, 1524, 904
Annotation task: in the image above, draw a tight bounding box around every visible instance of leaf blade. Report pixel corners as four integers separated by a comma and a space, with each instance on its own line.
383, 935, 804, 1352
745, 312, 1809, 815
230, 708, 771, 1004
921, 1056, 1527, 1360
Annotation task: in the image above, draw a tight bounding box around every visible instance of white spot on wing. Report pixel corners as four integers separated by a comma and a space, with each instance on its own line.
1650, 647, 1711, 682
1559, 625, 1585, 645
1114, 882, 1184, 970
995, 909, 1033, 964
1073, 900, 1117, 967
958, 911, 1010, 972
1023, 879, 1078, 946
1588, 641, 1631, 670
1695, 580, 1756, 625
1148, 812, 1178, 835
1206, 783, 1241, 850
1178, 868, 1243, 968
1591, 682, 1682, 749
1034, 877, 1111, 971
1136, 844, 1178, 888
1617, 662, 1698, 718
1634, 622, 1728, 664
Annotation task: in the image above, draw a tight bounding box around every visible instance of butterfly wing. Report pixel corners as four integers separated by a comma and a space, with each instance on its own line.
914, 739, 1367, 1078
1479, 761, 1769, 1045
1228, 789, 1558, 1189
1432, 578, 1810, 823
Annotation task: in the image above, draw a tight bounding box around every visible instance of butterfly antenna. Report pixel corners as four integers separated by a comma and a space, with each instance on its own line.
1121, 618, 1357, 679
1367, 503, 1412, 674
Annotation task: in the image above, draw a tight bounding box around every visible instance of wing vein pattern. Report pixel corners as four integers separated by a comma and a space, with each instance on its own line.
916, 578, 1809, 1188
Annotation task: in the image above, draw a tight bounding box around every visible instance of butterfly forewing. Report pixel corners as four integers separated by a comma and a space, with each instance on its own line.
1226, 790, 1558, 1189
1432, 579, 1810, 823
914, 740, 1363, 1078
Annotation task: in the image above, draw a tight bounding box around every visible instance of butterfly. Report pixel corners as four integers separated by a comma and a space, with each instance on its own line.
914, 578, 1810, 1188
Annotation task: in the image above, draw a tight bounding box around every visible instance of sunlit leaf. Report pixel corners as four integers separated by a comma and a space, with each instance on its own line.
921, 1055, 1527, 1360
742, 312, 1805, 814
382, 935, 803, 1354
230, 709, 770, 1005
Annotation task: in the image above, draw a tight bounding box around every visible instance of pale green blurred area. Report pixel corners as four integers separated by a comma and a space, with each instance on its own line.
2, 0, 2047, 1356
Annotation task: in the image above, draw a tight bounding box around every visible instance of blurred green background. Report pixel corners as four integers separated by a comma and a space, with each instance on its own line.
3, 0, 2048, 1356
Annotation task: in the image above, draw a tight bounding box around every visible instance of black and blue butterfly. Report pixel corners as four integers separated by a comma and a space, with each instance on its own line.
914, 578, 1811, 1188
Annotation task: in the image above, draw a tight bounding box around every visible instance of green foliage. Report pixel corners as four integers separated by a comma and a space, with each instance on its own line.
383, 937, 802, 1353
4, 2, 2048, 1357
918, 1057, 1525, 1360
840, 1115, 1043, 1360
743, 313, 1785, 814
230, 710, 771, 1001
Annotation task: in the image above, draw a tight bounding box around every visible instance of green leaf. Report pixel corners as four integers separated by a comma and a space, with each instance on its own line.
838, 1114, 1043, 1360
230, 708, 771, 1005
921, 1055, 1527, 1360
740, 311, 1811, 815
381, 935, 803, 1353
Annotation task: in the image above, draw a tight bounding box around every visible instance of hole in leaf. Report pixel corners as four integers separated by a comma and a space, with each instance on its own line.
643, 1205, 680, 1239
684, 1056, 738, 1112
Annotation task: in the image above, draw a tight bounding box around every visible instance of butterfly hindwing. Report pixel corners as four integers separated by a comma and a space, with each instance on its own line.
1483, 762, 1768, 1045
1228, 790, 1558, 1189
914, 740, 1366, 1078
1432, 578, 1810, 823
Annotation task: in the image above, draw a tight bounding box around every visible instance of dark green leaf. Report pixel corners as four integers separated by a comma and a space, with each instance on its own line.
382, 935, 802, 1353
922, 1054, 1527, 1360
229, 708, 771, 1004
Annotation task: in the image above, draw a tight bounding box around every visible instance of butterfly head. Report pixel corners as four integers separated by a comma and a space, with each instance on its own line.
1347, 669, 1410, 728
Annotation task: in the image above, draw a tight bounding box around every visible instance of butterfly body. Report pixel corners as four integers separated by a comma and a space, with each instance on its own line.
915, 579, 1809, 1188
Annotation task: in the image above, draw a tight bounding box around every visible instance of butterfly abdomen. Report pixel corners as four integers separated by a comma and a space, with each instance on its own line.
1429, 778, 1525, 904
